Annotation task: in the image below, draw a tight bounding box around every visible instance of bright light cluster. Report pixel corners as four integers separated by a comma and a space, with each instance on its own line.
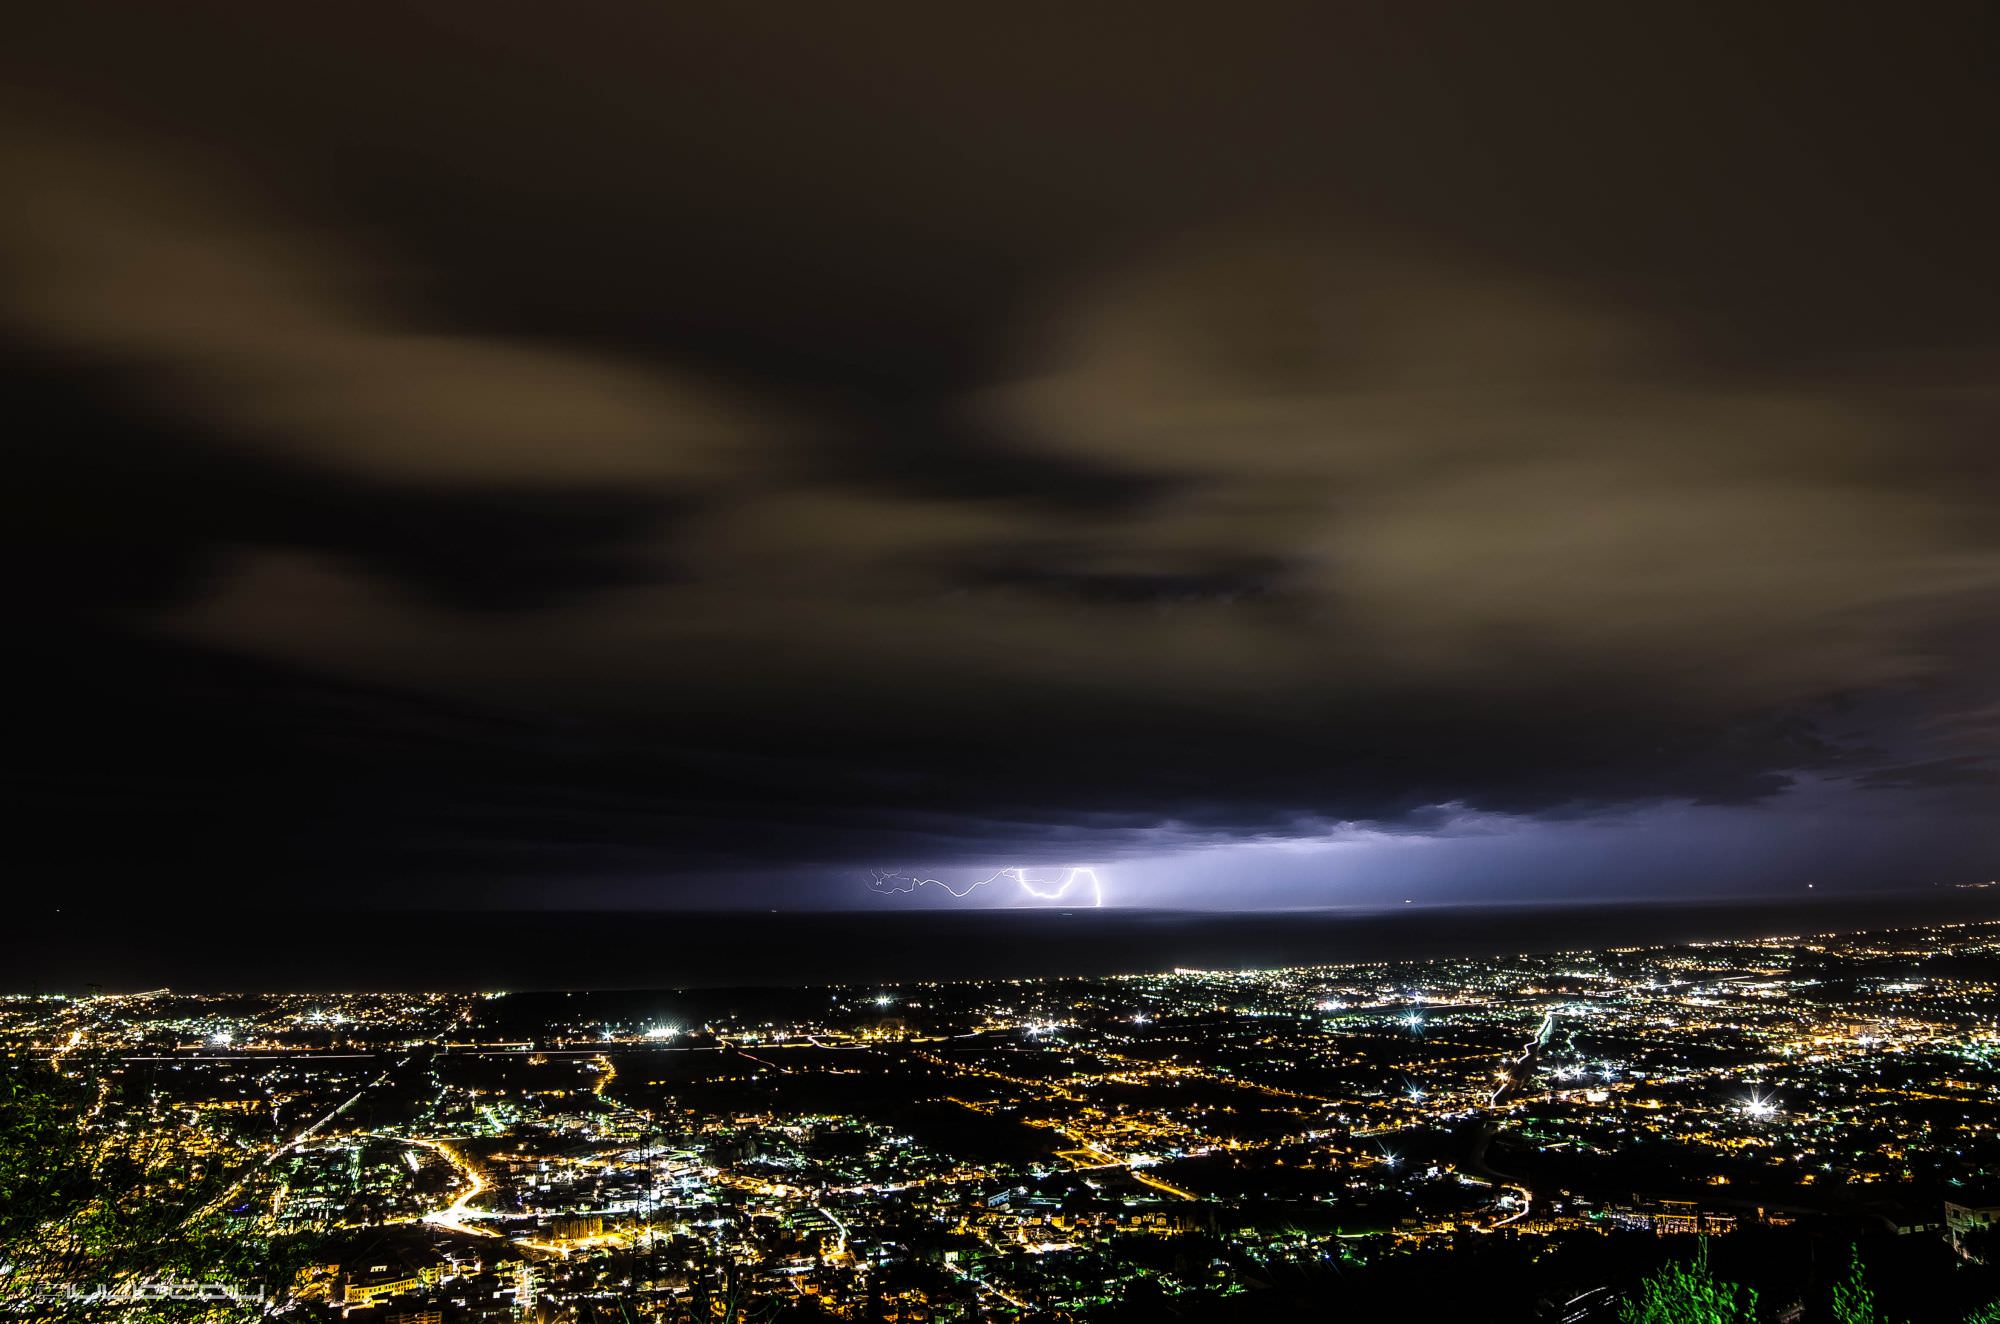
1742, 1089, 1780, 1119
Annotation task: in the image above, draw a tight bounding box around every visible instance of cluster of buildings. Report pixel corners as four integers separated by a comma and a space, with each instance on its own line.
5, 920, 1999, 1319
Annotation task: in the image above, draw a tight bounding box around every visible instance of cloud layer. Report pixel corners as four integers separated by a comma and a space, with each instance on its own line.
5, 4, 1996, 901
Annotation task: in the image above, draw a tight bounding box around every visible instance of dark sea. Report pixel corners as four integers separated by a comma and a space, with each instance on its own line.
9, 891, 2000, 993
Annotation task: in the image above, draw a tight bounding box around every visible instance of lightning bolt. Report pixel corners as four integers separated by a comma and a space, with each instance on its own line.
869, 866, 1104, 907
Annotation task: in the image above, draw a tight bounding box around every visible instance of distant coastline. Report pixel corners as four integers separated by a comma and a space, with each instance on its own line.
9, 889, 2000, 994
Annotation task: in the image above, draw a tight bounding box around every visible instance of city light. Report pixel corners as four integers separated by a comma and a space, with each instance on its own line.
11, 919, 1998, 1321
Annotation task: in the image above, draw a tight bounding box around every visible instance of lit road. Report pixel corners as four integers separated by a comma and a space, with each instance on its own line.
185, 1050, 414, 1227
1468, 1006, 1554, 1229
183, 1005, 469, 1229
397, 1135, 498, 1238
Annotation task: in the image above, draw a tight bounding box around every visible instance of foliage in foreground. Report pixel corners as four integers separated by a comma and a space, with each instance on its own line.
1832, 1246, 1879, 1324
1618, 1239, 2000, 1324
1619, 1239, 1756, 1323
0, 1059, 315, 1322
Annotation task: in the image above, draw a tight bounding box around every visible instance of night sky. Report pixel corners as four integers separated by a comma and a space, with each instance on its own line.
7, 3, 1997, 913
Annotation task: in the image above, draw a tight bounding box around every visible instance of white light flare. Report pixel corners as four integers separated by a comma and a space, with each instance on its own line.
1742, 1089, 1780, 1120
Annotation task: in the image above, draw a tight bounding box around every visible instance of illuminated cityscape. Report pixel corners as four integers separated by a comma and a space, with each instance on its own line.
8, 920, 2000, 1320
5, 4, 1998, 1321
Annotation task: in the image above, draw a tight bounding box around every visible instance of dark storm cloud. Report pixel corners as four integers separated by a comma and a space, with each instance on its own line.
1856, 758, 2000, 792
5, 2, 1997, 900
5, 342, 696, 614
954, 548, 1294, 607
12, 623, 1863, 899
